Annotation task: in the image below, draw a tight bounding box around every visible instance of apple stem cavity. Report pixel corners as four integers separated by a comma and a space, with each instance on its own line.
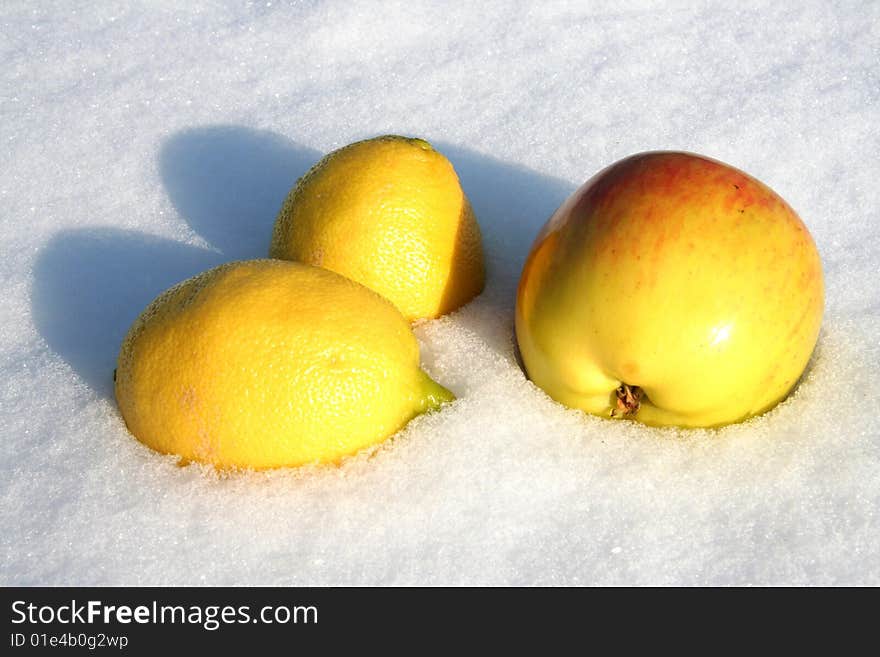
613, 383, 643, 417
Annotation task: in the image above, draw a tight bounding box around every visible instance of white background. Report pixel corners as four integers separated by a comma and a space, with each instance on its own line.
2, 1, 878, 585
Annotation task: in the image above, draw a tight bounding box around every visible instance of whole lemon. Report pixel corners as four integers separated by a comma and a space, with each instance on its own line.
269, 135, 485, 321
115, 259, 453, 469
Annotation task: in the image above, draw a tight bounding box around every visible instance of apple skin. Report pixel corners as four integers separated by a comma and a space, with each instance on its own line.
515, 151, 824, 428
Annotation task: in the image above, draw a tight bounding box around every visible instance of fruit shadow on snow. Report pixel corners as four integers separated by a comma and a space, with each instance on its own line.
30, 127, 320, 398
30, 126, 576, 399
433, 142, 576, 362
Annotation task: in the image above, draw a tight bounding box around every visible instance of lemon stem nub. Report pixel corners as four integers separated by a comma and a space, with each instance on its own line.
418, 371, 455, 413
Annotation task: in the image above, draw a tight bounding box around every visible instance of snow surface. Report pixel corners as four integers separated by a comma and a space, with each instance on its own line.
2, 1, 879, 585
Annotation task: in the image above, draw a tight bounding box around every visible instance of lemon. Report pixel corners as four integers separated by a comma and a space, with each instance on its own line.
269, 135, 485, 321
115, 259, 453, 470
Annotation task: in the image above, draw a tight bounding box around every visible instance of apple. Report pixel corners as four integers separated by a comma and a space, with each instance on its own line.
515, 151, 824, 428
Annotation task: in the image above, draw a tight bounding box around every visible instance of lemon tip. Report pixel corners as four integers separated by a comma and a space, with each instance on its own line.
418, 371, 455, 413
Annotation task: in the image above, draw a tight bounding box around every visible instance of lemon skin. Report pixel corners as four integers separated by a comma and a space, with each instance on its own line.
115, 260, 453, 469
269, 135, 485, 321
515, 151, 824, 428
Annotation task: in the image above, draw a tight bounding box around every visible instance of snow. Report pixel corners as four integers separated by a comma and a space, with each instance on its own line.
2, 1, 879, 585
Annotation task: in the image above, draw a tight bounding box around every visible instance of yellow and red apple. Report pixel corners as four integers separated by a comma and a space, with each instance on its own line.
515, 151, 824, 428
